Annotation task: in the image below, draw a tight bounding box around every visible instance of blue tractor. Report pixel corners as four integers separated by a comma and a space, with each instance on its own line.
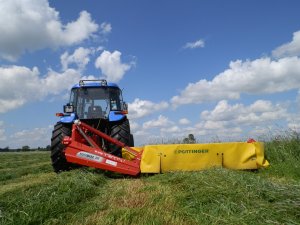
51, 80, 134, 172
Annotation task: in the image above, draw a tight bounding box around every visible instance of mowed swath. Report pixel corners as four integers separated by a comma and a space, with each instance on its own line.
0, 136, 300, 225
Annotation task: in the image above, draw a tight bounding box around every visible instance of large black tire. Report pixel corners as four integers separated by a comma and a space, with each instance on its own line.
50, 122, 73, 173
108, 118, 133, 157
129, 134, 134, 147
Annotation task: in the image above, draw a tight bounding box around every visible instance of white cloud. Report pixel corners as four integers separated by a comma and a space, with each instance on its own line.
249, 100, 274, 113
179, 118, 191, 125
61, 47, 92, 71
248, 126, 272, 138
0, 66, 41, 113
0, 65, 83, 113
41, 68, 83, 95
128, 98, 169, 119
172, 99, 293, 142
272, 30, 300, 57
0, 44, 106, 113
201, 100, 288, 126
143, 115, 173, 129
130, 98, 286, 143
171, 57, 300, 107
0, 121, 6, 142
201, 100, 242, 121
202, 120, 227, 130
297, 90, 300, 106
0, 0, 99, 61
287, 111, 300, 132
133, 130, 150, 139
130, 115, 177, 145
130, 99, 289, 144
58, 11, 98, 45
130, 121, 140, 132
288, 121, 300, 131
95, 50, 133, 82
183, 39, 205, 49
160, 125, 181, 134
192, 120, 244, 141
9, 126, 52, 148
100, 22, 112, 34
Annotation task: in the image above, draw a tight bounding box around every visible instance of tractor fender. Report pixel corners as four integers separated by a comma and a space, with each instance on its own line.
60, 113, 76, 123
109, 111, 126, 122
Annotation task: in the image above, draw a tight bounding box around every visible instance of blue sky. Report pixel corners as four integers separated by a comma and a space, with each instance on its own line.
1, 0, 300, 148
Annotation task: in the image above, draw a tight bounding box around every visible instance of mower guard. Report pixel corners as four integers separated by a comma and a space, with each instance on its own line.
134, 142, 269, 173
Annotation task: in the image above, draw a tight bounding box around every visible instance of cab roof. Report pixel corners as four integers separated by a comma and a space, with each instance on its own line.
71, 80, 120, 89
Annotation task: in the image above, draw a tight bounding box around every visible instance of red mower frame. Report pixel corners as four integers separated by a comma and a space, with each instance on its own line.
62, 120, 142, 176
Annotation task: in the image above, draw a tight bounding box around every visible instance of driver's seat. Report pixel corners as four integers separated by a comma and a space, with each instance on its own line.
87, 106, 102, 118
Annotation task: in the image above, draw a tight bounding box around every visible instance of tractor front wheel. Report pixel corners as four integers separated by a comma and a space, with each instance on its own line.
50, 122, 73, 172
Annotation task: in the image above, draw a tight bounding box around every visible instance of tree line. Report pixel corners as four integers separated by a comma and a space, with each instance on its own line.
1, 134, 197, 152
0, 145, 51, 152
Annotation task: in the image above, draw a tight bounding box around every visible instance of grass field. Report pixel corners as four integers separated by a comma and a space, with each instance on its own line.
0, 136, 300, 225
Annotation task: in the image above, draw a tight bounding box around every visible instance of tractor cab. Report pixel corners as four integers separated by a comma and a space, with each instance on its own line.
62, 80, 128, 122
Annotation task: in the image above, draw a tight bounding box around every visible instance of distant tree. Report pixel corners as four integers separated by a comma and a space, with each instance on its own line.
183, 134, 196, 144
3, 146, 9, 152
188, 134, 196, 143
183, 137, 188, 144
46, 145, 51, 151
22, 145, 30, 151
0, 146, 9, 152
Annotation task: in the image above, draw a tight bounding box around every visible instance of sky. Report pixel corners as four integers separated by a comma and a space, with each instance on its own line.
1, 0, 300, 148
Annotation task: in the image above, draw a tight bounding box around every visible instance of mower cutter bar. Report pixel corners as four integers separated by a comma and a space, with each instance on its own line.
62, 120, 142, 176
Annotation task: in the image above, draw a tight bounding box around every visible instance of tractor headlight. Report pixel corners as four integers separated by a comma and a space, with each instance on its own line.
101, 80, 107, 86
79, 80, 84, 87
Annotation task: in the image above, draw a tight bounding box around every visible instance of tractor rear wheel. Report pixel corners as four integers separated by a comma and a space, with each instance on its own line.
129, 134, 134, 147
50, 122, 73, 172
108, 118, 133, 157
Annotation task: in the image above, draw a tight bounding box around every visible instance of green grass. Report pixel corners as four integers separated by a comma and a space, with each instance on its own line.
0, 135, 300, 225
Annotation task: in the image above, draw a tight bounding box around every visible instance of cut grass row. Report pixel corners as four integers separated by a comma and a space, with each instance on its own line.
0, 152, 51, 183
1, 168, 299, 225
0, 135, 300, 225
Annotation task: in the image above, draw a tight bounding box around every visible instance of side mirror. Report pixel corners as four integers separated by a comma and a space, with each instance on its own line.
123, 102, 128, 111
64, 104, 74, 113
